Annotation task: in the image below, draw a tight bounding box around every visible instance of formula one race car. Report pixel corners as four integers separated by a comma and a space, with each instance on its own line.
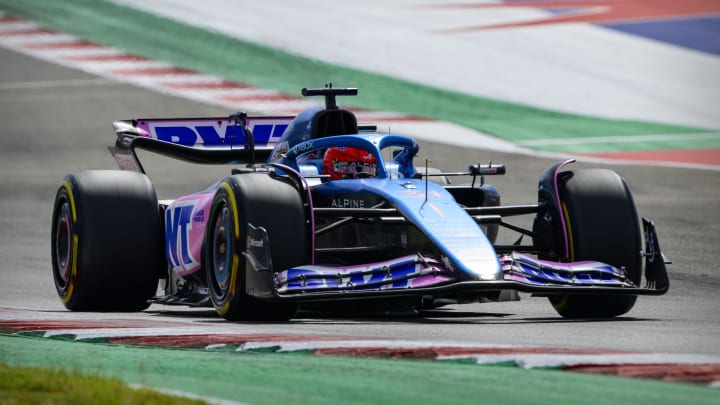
51, 85, 669, 321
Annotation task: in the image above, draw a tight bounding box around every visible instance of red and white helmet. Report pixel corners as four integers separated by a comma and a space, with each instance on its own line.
322, 147, 377, 180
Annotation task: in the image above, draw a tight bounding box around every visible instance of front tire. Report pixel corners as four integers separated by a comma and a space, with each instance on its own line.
51, 171, 163, 311
548, 169, 642, 318
205, 173, 305, 321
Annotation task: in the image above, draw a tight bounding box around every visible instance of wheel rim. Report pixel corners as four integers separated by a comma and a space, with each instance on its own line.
55, 201, 72, 285
211, 205, 232, 298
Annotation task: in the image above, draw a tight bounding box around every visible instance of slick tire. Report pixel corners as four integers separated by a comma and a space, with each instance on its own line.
549, 169, 642, 318
51, 171, 163, 311
206, 173, 305, 321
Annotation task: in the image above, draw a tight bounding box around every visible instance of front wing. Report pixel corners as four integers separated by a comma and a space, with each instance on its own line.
271, 219, 669, 302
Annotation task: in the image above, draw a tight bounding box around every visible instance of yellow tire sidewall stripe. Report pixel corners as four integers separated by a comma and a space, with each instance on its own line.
59, 181, 79, 304
552, 201, 576, 311
218, 181, 241, 316
561, 201, 575, 261
60, 181, 77, 222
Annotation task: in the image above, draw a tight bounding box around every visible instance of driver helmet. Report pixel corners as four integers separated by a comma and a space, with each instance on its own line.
322, 147, 377, 180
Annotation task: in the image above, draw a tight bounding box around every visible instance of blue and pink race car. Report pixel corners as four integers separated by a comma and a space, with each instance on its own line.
51, 85, 669, 321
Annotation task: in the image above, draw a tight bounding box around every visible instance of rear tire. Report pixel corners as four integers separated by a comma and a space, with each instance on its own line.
548, 169, 642, 318
51, 171, 163, 311
205, 173, 305, 321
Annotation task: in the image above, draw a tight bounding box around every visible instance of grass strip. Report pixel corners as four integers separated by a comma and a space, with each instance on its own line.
0, 362, 208, 405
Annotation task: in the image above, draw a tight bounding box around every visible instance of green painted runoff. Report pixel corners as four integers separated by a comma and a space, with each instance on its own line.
1, 334, 717, 405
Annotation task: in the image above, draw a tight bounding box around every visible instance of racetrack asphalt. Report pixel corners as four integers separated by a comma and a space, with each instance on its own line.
1, 39, 720, 402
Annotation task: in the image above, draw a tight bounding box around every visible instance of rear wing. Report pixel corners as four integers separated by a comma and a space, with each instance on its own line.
109, 114, 293, 173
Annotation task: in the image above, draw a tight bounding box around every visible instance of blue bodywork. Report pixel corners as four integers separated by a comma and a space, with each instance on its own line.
312, 178, 501, 281
269, 126, 501, 283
